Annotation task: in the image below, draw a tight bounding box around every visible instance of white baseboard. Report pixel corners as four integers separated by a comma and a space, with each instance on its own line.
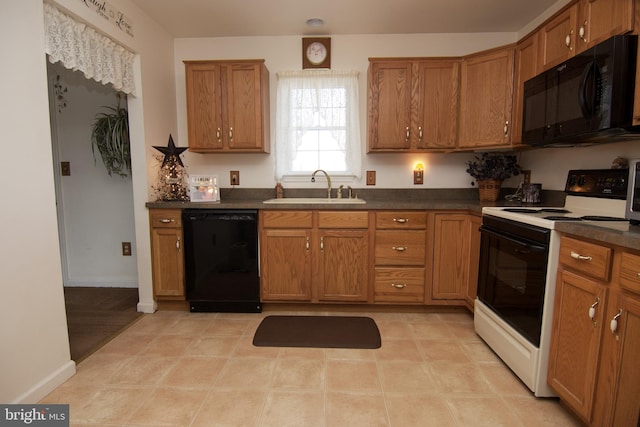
14, 360, 76, 404
64, 280, 137, 288
137, 300, 157, 314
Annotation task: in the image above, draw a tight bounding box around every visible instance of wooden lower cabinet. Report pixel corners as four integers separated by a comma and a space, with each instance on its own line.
260, 229, 312, 301
547, 269, 607, 423
548, 235, 640, 426
149, 209, 185, 300
429, 212, 480, 306
260, 210, 369, 303
373, 211, 428, 303
317, 230, 369, 302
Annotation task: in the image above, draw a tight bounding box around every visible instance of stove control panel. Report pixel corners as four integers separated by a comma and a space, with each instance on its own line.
565, 169, 628, 199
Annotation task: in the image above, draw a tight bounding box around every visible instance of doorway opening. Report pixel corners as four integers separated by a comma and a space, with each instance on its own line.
46, 60, 141, 362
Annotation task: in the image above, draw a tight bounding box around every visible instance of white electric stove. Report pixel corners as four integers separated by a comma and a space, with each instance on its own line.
474, 169, 629, 397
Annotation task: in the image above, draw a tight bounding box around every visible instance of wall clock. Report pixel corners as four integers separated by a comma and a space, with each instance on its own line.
302, 37, 331, 69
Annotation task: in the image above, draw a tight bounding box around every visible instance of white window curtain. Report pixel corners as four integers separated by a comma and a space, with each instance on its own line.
275, 70, 361, 179
43, 2, 136, 95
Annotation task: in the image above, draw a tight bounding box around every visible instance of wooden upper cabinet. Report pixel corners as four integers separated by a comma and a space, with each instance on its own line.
512, 33, 539, 145
367, 60, 413, 151
415, 60, 459, 150
184, 60, 270, 153
575, 0, 634, 53
458, 47, 515, 149
538, 4, 579, 71
367, 58, 459, 152
538, 0, 633, 71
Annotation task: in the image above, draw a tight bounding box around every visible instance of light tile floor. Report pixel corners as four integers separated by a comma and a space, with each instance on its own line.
41, 309, 584, 426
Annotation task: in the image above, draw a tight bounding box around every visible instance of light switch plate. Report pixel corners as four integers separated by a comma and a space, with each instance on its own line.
366, 171, 376, 185
230, 171, 240, 185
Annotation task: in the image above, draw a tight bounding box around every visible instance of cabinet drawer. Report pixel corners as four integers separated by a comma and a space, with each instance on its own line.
317, 211, 369, 229
559, 236, 612, 282
376, 211, 427, 229
375, 230, 426, 265
262, 211, 312, 228
149, 209, 182, 228
619, 252, 640, 294
374, 268, 425, 303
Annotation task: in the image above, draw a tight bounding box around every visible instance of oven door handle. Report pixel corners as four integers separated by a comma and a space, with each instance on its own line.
479, 226, 547, 253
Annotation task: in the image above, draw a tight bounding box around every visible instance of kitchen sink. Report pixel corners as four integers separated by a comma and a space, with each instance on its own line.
263, 197, 366, 204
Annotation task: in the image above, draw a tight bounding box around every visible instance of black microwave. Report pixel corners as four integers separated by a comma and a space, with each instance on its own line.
522, 35, 638, 147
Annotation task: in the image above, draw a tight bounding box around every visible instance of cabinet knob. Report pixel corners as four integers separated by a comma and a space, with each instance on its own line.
565, 29, 574, 50
579, 22, 587, 43
610, 308, 622, 337
570, 251, 592, 261
588, 297, 600, 326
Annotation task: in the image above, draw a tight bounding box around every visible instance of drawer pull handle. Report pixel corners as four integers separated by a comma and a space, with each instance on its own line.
306, 236, 310, 251
392, 246, 407, 252
176, 237, 181, 252
159, 218, 175, 224
393, 218, 409, 224
571, 251, 592, 261
636, 272, 640, 280
391, 283, 407, 289
589, 297, 600, 326
610, 308, 623, 337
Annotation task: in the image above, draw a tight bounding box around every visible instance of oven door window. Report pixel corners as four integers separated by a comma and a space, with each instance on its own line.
477, 228, 548, 346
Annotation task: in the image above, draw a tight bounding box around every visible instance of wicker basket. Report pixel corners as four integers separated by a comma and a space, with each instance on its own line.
477, 179, 502, 201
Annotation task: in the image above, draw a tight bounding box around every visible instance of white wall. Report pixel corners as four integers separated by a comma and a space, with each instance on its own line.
0, 0, 177, 403
0, 0, 75, 403
174, 33, 522, 190
49, 62, 137, 288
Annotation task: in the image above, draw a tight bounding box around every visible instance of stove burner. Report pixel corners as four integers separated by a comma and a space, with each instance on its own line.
503, 208, 571, 214
581, 215, 628, 222
543, 216, 582, 221
542, 215, 629, 222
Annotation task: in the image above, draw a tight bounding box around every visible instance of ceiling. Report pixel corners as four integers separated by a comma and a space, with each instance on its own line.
130, 0, 563, 38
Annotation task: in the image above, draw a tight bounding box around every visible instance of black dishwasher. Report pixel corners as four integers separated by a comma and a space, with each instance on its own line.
182, 209, 261, 313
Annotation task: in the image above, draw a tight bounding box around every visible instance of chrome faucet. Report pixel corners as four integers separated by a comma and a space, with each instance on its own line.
311, 169, 332, 198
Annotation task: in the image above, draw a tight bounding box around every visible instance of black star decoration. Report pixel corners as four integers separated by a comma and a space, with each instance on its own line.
153, 134, 187, 168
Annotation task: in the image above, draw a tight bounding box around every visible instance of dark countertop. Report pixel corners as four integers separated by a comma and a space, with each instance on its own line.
146, 188, 640, 251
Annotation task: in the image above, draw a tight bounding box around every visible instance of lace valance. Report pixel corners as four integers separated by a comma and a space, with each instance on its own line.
43, 2, 136, 95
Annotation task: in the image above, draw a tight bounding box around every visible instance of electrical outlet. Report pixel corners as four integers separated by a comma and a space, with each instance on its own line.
413, 170, 424, 185
366, 171, 376, 185
122, 242, 131, 256
522, 170, 531, 185
60, 161, 71, 176
230, 171, 239, 186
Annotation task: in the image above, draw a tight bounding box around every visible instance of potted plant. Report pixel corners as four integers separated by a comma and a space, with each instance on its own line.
466, 152, 521, 201
91, 96, 130, 177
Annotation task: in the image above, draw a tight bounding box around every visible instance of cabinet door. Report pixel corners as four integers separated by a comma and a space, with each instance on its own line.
512, 33, 539, 145
539, 5, 579, 71
150, 227, 185, 298
367, 61, 412, 151
464, 214, 482, 310
317, 230, 369, 302
185, 62, 224, 151
603, 291, 640, 426
548, 269, 607, 424
458, 47, 514, 148
415, 60, 459, 149
576, 0, 633, 53
432, 214, 469, 300
223, 62, 267, 151
260, 229, 312, 301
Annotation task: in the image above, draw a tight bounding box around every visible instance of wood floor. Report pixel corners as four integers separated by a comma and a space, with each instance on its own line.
64, 287, 142, 362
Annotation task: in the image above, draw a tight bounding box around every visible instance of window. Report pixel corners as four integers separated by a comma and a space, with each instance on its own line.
275, 70, 361, 180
